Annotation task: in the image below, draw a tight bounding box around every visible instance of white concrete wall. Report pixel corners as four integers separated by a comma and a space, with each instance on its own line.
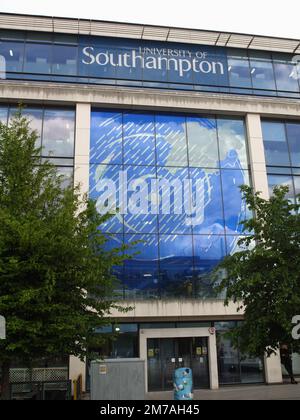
69, 355, 86, 393
264, 351, 283, 384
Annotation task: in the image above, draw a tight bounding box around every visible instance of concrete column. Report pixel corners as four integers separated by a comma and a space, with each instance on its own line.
74, 103, 91, 198
69, 103, 91, 394
264, 351, 283, 384
69, 355, 87, 393
208, 333, 219, 390
246, 114, 283, 384
245, 114, 269, 199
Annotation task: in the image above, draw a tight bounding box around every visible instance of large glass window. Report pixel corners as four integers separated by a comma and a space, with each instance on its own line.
52, 44, 77, 75
24, 42, 52, 74
262, 119, 300, 203
262, 121, 290, 166
227, 49, 252, 89
91, 110, 251, 299
216, 322, 264, 385
286, 123, 300, 167
0, 40, 24, 73
217, 117, 248, 170
2, 105, 75, 189
9, 107, 43, 148
42, 109, 75, 157
156, 115, 188, 167
273, 54, 300, 93
124, 113, 156, 166
249, 51, 276, 91
187, 116, 218, 168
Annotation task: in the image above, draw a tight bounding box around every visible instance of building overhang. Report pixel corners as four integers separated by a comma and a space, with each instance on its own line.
0, 12, 300, 54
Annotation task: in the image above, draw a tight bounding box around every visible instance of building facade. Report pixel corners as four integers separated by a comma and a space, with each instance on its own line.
0, 13, 300, 392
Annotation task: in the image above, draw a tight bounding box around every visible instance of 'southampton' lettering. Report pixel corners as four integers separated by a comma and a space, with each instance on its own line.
82, 46, 224, 78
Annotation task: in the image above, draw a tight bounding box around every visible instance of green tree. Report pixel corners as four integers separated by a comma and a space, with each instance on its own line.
0, 110, 129, 399
215, 185, 300, 359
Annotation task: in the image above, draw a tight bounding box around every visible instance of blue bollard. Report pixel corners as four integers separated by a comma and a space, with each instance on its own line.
173, 368, 193, 400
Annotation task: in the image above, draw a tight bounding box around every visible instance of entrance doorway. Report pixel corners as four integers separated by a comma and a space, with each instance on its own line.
147, 337, 209, 391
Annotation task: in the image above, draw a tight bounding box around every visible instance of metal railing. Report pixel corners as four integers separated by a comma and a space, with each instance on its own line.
9, 380, 72, 400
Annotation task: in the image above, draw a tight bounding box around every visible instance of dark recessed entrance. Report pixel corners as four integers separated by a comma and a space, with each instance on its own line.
147, 337, 210, 392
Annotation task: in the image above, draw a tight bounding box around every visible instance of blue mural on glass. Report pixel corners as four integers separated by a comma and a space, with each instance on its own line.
89, 110, 250, 298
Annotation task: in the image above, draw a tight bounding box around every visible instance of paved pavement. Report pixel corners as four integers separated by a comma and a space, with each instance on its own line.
146, 381, 300, 400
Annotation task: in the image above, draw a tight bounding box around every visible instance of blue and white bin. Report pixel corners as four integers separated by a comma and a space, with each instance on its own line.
173, 368, 193, 400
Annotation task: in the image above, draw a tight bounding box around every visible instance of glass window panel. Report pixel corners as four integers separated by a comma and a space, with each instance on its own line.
0, 30, 25, 41
140, 323, 176, 329
79, 39, 118, 80
218, 118, 248, 169
262, 120, 287, 142
0, 40, 24, 72
222, 169, 251, 235
142, 48, 168, 83
115, 324, 138, 333
262, 121, 290, 166
286, 123, 300, 167
89, 164, 124, 233
193, 235, 226, 298
102, 234, 124, 288
57, 166, 73, 189
24, 43, 52, 74
227, 49, 252, 89
156, 115, 188, 167
116, 44, 143, 81
9, 107, 43, 148
123, 113, 156, 166
273, 55, 300, 93
226, 235, 254, 256
124, 165, 158, 234
90, 111, 123, 165
0, 106, 8, 124
159, 234, 194, 298
187, 116, 218, 168
267, 166, 292, 175
26, 32, 53, 42
52, 44, 77, 75
157, 167, 192, 234
294, 176, 300, 203
43, 158, 74, 167
268, 174, 295, 202
53, 34, 78, 45
123, 234, 159, 299
42, 109, 75, 157
189, 168, 225, 235
111, 330, 139, 358
249, 52, 276, 91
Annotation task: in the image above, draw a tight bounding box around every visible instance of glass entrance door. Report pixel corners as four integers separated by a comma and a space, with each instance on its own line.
147, 337, 209, 391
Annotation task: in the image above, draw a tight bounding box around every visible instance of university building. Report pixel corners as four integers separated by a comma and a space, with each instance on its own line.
0, 12, 300, 393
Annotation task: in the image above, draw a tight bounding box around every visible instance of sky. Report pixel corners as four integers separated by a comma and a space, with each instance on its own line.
0, 0, 299, 40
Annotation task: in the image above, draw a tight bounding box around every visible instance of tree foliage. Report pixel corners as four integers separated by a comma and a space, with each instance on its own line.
0, 110, 130, 398
215, 185, 300, 358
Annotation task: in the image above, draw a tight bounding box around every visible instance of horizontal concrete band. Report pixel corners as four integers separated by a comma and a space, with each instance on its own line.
1, 81, 300, 118
108, 299, 243, 320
